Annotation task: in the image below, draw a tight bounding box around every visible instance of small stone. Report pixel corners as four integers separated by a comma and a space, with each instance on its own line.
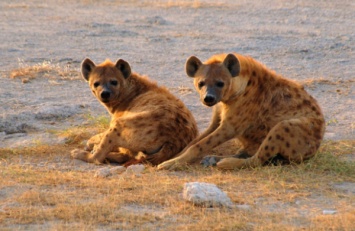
110, 166, 126, 174
94, 167, 111, 178
322, 209, 337, 215
235, 204, 252, 210
183, 182, 233, 208
22, 78, 30, 84
126, 164, 145, 174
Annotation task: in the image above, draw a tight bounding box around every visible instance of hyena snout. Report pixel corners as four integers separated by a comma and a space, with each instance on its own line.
100, 90, 111, 101
203, 92, 218, 106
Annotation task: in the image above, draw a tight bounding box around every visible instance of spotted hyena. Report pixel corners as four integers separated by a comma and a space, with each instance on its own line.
158, 53, 325, 170
71, 58, 198, 165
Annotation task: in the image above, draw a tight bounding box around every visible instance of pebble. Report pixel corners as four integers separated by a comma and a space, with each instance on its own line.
125, 164, 145, 174
183, 182, 234, 208
110, 166, 126, 174
94, 167, 111, 178
322, 209, 337, 215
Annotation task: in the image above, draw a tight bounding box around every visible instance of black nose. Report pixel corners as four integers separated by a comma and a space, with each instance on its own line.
101, 91, 110, 99
204, 95, 216, 104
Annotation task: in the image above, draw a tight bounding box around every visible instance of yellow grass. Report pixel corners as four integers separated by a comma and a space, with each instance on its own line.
9, 60, 79, 82
1, 133, 354, 230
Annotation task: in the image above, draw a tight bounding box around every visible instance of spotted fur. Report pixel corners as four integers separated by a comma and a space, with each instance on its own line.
158, 53, 325, 170
71, 58, 198, 165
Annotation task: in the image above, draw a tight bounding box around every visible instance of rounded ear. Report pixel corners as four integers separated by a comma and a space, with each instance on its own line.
185, 56, 203, 78
81, 58, 96, 81
223, 54, 240, 77
115, 59, 131, 79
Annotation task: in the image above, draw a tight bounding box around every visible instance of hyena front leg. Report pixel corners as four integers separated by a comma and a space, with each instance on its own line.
71, 126, 129, 164
158, 121, 236, 170
176, 105, 222, 156
85, 132, 105, 151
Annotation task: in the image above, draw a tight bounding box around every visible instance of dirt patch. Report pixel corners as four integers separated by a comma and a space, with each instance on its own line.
0, 0, 354, 146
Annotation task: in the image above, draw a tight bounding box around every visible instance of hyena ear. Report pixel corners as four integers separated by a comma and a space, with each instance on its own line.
81, 58, 96, 81
185, 56, 203, 78
223, 54, 240, 77
115, 59, 131, 79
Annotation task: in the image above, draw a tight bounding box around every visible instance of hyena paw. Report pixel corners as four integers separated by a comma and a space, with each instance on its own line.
85, 141, 95, 151
71, 149, 90, 161
200, 156, 220, 167
157, 158, 185, 170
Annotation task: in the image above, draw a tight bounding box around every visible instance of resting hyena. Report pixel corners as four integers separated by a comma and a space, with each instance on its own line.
71, 58, 198, 165
158, 53, 325, 170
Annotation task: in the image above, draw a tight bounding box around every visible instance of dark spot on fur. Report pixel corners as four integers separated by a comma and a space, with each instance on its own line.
265, 145, 269, 150
109, 140, 112, 144
252, 71, 256, 77
303, 99, 311, 106
285, 142, 290, 148
258, 125, 266, 131
271, 146, 275, 151
247, 80, 252, 86
276, 134, 281, 140
284, 127, 290, 133
268, 136, 272, 141
116, 132, 121, 137
292, 150, 297, 155
258, 83, 264, 92
265, 152, 271, 158
114, 128, 117, 132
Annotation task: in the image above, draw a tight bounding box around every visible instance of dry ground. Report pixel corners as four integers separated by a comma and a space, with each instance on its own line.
1, 133, 355, 230
1, 0, 355, 230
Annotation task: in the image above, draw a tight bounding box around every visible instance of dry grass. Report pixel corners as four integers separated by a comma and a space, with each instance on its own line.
1, 127, 355, 230
9, 59, 79, 82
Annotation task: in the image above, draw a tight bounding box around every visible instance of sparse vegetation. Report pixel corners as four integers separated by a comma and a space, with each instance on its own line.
9, 59, 79, 81
1, 132, 354, 230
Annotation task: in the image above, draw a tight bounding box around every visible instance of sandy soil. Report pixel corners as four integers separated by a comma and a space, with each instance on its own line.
0, 0, 354, 147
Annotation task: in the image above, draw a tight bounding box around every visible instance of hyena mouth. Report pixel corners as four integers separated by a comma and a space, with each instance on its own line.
203, 101, 217, 107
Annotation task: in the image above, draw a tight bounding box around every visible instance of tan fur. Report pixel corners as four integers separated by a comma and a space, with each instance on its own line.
158, 53, 325, 170
71, 58, 198, 165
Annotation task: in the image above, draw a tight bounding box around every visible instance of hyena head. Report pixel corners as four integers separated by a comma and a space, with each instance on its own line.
185, 54, 240, 107
81, 58, 131, 104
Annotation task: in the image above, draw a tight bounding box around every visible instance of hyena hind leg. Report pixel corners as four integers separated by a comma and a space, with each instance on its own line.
216, 118, 322, 170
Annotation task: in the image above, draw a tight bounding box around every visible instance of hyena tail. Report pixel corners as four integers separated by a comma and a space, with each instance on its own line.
145, 142, 180, 166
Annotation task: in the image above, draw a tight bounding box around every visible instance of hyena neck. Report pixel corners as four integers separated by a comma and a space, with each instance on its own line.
224, 55, 285, 105
106, 73, 152, 114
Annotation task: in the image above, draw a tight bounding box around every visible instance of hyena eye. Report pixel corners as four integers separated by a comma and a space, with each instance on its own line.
216, 81, 224, 88
93, 82, 100, 88
198, 81, 205, 89
110, 80, 118, 86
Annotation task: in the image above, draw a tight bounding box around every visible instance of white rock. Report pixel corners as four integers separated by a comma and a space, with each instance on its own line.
183, 182, 233, 208
235, 204, 252, 210
110, 166, 126, 174
322, 209, 337, 215
126, 164, 145, 174
94, 167, 111, 178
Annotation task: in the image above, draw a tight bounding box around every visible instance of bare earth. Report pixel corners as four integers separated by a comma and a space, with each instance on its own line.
0, 0, 354, 147
0, 0, 354, 229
